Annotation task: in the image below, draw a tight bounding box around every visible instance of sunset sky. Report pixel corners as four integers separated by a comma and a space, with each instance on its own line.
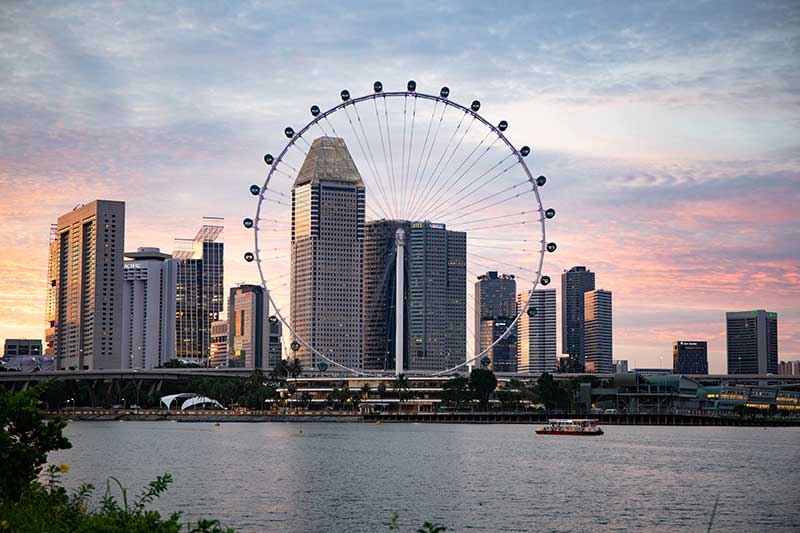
1, 1, 798, 372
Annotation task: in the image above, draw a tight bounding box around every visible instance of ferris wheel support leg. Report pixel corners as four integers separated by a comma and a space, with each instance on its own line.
395, 229, 406, 376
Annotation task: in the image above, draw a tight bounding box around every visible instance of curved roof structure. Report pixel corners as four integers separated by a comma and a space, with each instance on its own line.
160, 393, 224, 410
293, 136, 363, 188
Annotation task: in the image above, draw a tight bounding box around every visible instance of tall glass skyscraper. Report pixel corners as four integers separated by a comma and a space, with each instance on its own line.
174, 224, 223, 363
673, 341, 708, 374
584, 289, 613, 373
228, 284, 277, 369
726, 310, 778, 374
474, 272, 517, 372
408, 221, 466, 371
291, 137, 365, 371
561, 266, 595, 372
48, 200, 125, 370
517, 289, 557, 374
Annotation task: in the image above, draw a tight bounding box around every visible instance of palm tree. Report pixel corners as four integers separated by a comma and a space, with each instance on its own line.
271, 359, 289, 381
360, 383, 372, 401
394, 373, 411, 404
287, 358, 303, 379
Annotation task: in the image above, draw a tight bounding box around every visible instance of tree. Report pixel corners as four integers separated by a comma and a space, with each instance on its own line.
0, 383, 72, 501
360, 384, 372, 401
286, 358, 303, 379
394, 374, 411, 404
469, 369, 498, 409
441, 376, 469, 410
535, 372, 566, 411
271, 359, 289, 381
377, 383, 387, 398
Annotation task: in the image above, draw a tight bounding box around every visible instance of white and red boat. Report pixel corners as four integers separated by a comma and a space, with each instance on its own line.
536, 419, 604, 436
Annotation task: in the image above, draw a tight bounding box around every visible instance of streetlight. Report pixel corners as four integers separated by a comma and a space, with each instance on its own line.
121, 397, 126, 410
69, 397, 75, 413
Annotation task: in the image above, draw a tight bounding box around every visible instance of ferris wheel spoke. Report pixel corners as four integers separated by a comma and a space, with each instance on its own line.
405, 103, 448, 219
407, 111, 469, 220
404, 99, 439, 219
372, 97, 395, 213
380, 96, 399, 214
400, 95, 408, 208
352, 103, 395, 219
422, 152, 517, 222
323, 114, 340, 138
341, 106, 392, 219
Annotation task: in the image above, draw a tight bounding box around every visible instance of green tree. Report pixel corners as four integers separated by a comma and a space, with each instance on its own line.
441, 376, 469, 410
286, 358, 303, 379
394, 374, 411, 404
360, 384, 372, 401
377, 383, 387, 399
271, 359, 289, 381
469, 369, 498, 409
0, 383, 72, 501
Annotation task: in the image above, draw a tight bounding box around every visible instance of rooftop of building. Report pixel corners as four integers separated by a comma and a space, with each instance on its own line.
294, 136, 364, 188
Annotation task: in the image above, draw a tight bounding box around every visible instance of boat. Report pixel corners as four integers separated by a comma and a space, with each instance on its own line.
536, 419, 604, 436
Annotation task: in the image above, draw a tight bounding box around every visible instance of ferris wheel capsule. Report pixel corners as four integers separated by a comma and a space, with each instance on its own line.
284, 127, 294, 138
268, 315, 278, 324
264, 154, 274, 165
249, 184, 260, 196
471, 100, 481, 112
546, 242, 557, 252
498, 120, 508, 131
310, 105, 320, 117
480, 356, 491, 367
341, 89, 350, 101
440, 86, 450, 98
243, 218, 254, 229
291, 341, 301, 352
536, 175, 546, 186
527, 307, 538, 317
407, 80, 417, 92
373, 81, 383, 93
540, 275, 551, 285
520, 146, 531, 157
244, 252, 255, 262
545, 208, 556, 219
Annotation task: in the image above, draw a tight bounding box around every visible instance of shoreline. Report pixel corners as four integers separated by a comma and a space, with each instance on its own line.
50, 411, 800, 427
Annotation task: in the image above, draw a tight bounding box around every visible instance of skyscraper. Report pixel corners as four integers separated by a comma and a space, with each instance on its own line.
584, 289, 612, 373
474, 272, 517, 372
122, 247, 177, 369
48, 200, 125, 370
174, 224, 224, 363
517, 289, 557, 374
407, 221, 466, 371
228, 284, 273, 369
673, 341, 708, 374
363, 219, 411, 371
291, 136, 365, 371
726, 310, 778, 374
209, 320, 229, 368
561, 266, 595, 372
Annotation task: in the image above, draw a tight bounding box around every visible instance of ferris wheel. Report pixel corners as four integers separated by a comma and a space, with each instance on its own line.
243, 81, 556, 376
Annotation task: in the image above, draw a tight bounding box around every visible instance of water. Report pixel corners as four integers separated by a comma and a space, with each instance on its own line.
49, 422, 800, 532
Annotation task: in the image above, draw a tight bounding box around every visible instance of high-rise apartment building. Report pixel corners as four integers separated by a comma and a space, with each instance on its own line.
209, 320, 229, 368
363, 219, 411, 371
228, 284, 278, 369
407, 221, 466, 371
726, 310, 778, 374
584, 289, 612, 373
673, 341, 708, 374
516, 289, 556, 374
174, 224, 224, 363
48, 200, 125, 370
291, 137, 365, 371
561, 266, 595, 372
122, 247, 177, 369
3, 339, 42, 357
474, 272, 516, 371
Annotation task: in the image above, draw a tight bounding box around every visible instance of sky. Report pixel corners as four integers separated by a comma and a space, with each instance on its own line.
1, 0, 798, 372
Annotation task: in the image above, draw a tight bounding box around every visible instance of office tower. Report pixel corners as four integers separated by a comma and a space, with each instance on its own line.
407, 221, 466, 371
726, 310, 778, 374
363, 219, 411, 371
228, 284, 274, 369
672, 341, 708, 374
209, 320, 229, 368
45, 225, 58, 355
777, 361, 795, 376
561, 266, 595, 372
48, 200, 125, 370
291, 137, 365, 371
268, 319, 283, 369
121, 248, 177, 369
3, 339, 42, 357
584, 289, 612, 373
474, 272, 517, 371
516, 289, 557, 374
174, 224, 224, 363
613, 360, 629, 373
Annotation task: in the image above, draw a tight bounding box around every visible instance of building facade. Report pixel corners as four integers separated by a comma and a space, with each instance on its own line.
726, 310, 778, 374
516, 289, 557, 374
291, 137, 365, 371
174, 224, 224, 363
407, 221, 466, 371
363, 219, 411, 371
228, 284, 275, 369
121, 248, 177, 369
3, 339, 42, 357
209, 320, 229, 368
584, 289, 612, 373
48, 200, 125, 370
474, 272, 516, 371
561, 266, 595, 372
613, 360, 629, 373
673, 341, 708, 374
